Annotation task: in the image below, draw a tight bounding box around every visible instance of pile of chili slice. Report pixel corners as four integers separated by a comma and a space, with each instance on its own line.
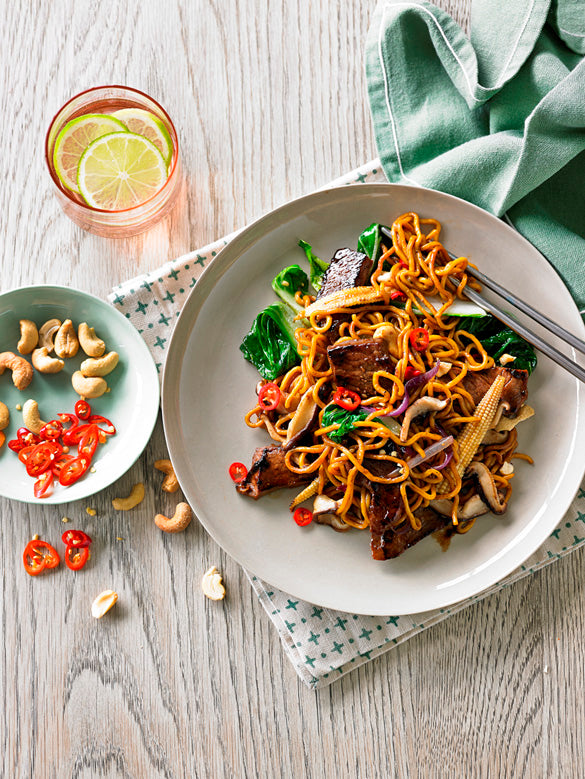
8, 399, 115, 499
23, 529, 93, 575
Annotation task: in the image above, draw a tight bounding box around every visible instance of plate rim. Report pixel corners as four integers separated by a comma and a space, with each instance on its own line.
0, 283, 160, 505
162, 182, 585, 614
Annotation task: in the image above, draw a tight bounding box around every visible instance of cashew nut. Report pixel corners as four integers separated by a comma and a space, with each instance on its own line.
38, 319, 61, 352
0, 352, 34, 390
17, 320, 39, 355
112, 483, 145, 511
22, 399, 46, 435
78, 323, 106, 357
91, 590, 118, 619
201, 566, 226, 600
154, 502, 193, 533
54, 319, 79, 359
80, 351, 119, 378
0, 401, 9, 431
154, 459, 179, 493
32, 347, 64, 374
72, 371, 107, 398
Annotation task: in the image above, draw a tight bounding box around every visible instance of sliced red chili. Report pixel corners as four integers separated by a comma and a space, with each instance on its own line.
17, 427, 40, 447
64, 545, 90, 571
18, 444, 37, 465
229, 462, 248, 483
293, 507, 313, 526
390, 290, 406, 301
88, 414, 116, 435
22, 539, 60, 576
33, 471, 54, 499
404, 366, 421, 381
74, 399, 91, 420
333, 386, 361, 411
409, 328, 429, 352
51, 454, 75, 477
25, 441, 63, 478
39, 420, 63, 441
62, 529, 92, 548
258, 382, 281, 412
62, 423, 91, 446
8, 437, 24, 452
78, 424, 99, 458
59, 455, 91, 486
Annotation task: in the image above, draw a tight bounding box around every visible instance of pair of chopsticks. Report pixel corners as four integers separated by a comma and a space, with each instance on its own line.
379, 227, 585, 384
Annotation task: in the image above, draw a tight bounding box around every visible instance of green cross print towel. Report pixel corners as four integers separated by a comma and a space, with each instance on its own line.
108, 161, 585, 690
366, 0, 585, 317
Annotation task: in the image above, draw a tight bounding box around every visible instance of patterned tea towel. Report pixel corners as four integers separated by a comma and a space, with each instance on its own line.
109, 160, 585, 689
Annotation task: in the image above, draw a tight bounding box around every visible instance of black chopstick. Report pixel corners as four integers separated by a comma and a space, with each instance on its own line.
378, 226, 585, 384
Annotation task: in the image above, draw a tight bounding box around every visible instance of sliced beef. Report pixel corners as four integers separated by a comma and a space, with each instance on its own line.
317, 248, 373, 300
236, 445, 311, 499
461, 366, 528, 417
327, 338, 395, 398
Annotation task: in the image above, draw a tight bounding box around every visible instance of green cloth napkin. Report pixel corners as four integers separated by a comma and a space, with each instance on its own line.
366, 0, 585, 317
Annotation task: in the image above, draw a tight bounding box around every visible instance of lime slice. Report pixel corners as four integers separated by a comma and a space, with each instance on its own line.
112, 108, 173, 165
53, 114, 128, 193
77, 131, 168, 210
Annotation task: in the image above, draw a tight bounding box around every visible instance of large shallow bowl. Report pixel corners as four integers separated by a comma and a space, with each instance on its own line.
162, 184, 585, 615
0, 285, 159, 504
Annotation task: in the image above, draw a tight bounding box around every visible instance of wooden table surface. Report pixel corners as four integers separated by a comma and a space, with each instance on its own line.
2, 1, 584, 777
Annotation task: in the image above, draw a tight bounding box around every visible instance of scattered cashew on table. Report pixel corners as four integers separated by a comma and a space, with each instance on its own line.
111, 483, 145, 511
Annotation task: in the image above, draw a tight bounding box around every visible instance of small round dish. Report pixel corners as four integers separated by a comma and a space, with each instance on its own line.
0, 285, 159, 504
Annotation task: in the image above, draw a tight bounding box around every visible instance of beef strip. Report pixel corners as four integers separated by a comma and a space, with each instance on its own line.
236, 445, 311, 499
461, 366, 528, 417
327, 338, 395, 398
317, 248, 373, 344
317, 248, 373, 299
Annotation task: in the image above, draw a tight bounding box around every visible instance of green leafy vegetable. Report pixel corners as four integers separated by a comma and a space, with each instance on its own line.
271, 264, 309, 314
357, 222, 382, 262
320, 404, 370, 443
239, 302, 301, 380
298, 239, 328, 292
456, 315, 537, 374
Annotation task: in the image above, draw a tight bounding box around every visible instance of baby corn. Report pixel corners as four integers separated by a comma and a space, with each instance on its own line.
303, 286, 383, 317
289, 477, 320, 510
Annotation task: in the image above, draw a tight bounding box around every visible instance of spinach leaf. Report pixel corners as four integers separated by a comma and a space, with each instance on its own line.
298, 239, 328, 292
357, 222, 382, 262
239, 302, 301, 380
271, 264, 309, 314
456, 314, 537, 374
320, 404, 370, 443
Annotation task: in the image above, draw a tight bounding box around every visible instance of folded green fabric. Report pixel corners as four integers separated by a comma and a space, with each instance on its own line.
366, 0, 585, 317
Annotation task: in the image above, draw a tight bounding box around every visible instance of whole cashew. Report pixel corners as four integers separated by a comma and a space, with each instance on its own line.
54, 319, 79, 359
38, 319, 61, 352
32, 347, 64, 374
154, 459, 179, 493
112, 483, 145, 511
154, 502, 193, 533
0, 401, 9, 430
80, 351, 119, 378
22, 399, 46, 435
17, 320, 39, 355
0, 352, 34, 390
78, 323, 106, 357
72, 371, 107, 398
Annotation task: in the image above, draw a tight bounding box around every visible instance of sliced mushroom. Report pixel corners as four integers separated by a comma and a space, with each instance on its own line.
400, 396, 448, 442
436, 361, 452, 378
467, 461, 506, 515
312, 495, 351, 533
495, 404, 535, 432
372, 324, 400, 358
430, 495, 490, 521
285, 389, 318, 449
482, 429, 509, 445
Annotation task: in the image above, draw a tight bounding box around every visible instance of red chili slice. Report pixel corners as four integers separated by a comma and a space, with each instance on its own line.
404, 366, 421, 381
258, 382, 281, 412
59, 455, 91, 486
17, 444, 36, 465
87, 414, 116, 435
293, 507, 313, 526
39, 420, 63, 441
229, 462, 248, 483
25, 441, 63, 478
22, 539, 60, 576
33, 470, 54, 499
17, 427, 40, 447
74, 399, 91, 420
8, 437, 24, 452
390, 290, 406, 301
62, 529, 92, 548
333, 386, 361, 411
62, 423, 91, 446
64, 545, 90, 571
51, 454, 75, 477
409, 328, 429, 352
78, 424, 99, 458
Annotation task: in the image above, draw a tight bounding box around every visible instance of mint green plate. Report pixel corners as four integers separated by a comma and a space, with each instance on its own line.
0, 286, 159, 504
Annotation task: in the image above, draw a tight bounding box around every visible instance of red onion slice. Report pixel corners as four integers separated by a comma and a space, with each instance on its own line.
386, 435, 454, 478
387, 360, 440, 418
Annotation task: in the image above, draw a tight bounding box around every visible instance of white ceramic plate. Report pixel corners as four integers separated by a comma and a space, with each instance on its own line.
162, 184, 585, 615
0, 285, 159, 504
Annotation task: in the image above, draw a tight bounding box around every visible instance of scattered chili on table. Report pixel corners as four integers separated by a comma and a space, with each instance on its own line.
22, 539, 60, 576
